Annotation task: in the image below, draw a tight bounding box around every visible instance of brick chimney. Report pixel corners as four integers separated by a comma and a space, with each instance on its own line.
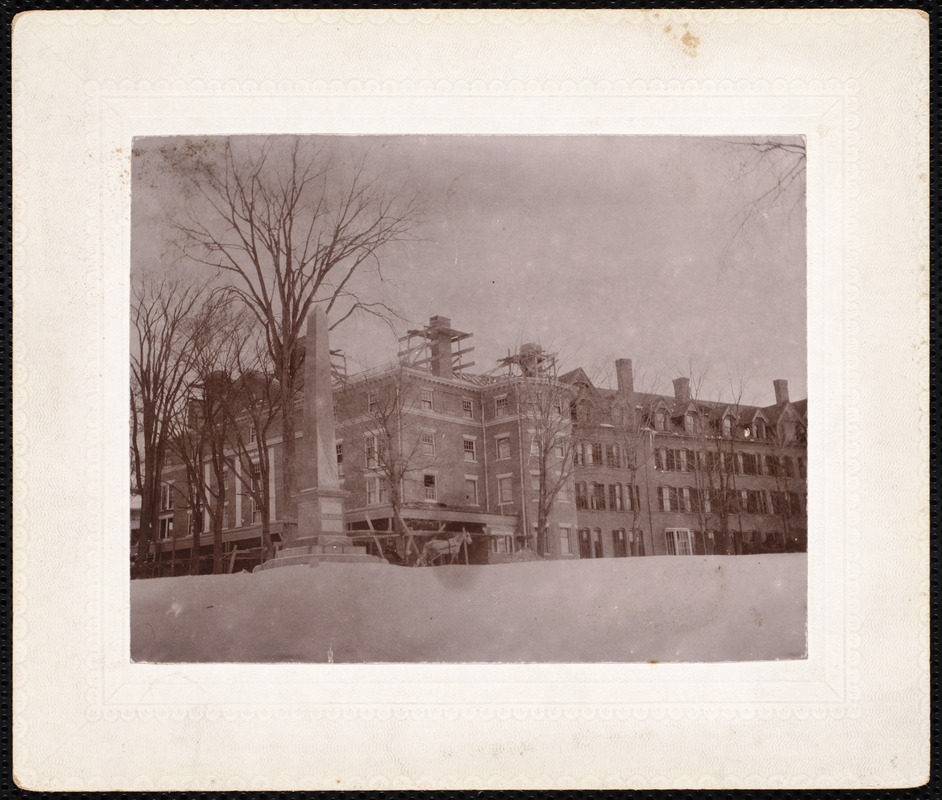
615, 358, 634, 394
773, 379, 790, 405
519, 342, 544, 377
673, 377, 691, 403
428, 315, 454, 378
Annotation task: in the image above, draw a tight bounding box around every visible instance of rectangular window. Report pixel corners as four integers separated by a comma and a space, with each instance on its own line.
335, 443, 344, 478
558, 526, 572, 555
367, 392, 377, 413
741, 453, 759, 475
655, 448, 667, 471
464, 477, 479, 505
578, 529, 592, 559
463, 437, 477, 461
250, 462, 262, 523
554, 397, 564, 416
590, 482, 606, 510
364, 434, 380, 468
613, 528, 627, 558
495, 395, 508, 417
529, 472, 541, 493
530, 437, 541, 457
683, 449, 696, 472
423, 474, 437, 501
788, 491, 801, 516
557, 481, 571, 503
592, 528, 604, 558
575, 481, 588, 510
498, 475, 513, 504
421, 430, 436, 455
249, 424, 257, 444
771, 490, 792, 517
553, 438, 565, 458
747, 489, 767, 514
496, 436, 511, 460
462, 398, 474, 419
421, 389, 434, 411
592, 442, 603, 465
658, 486, 683, 512
574, 442, 585, 466
783, 456, 795, 477
366, 476, 386, 505
159, 516, 174, 539
665, 528, 694, 556
160, 483, 174, 511
606, 444, 622, 468
690, 487, 706, 513
609, 483, 624, 511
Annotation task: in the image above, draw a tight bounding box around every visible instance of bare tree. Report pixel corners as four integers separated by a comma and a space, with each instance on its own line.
223, 323, 284, 562
766, 417, 808, 552
505, 346, 579, 556
338, 366, 443, 564
718, 136, 806, 269
609, 386, 659, 551
164, 297, 247, 574
130, 274, 207, 574
159, 136, 419, 542
684, 369, 748, 556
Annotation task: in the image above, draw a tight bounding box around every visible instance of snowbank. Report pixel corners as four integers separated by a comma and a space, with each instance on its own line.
131, 554, 806, 663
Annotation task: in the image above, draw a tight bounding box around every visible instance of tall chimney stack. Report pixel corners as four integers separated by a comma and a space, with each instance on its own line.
773, 379, 790, 405
615, 358, 634, 394
428, 315, 453, 379
519, 342, 543, 377
673, 377, 691, 403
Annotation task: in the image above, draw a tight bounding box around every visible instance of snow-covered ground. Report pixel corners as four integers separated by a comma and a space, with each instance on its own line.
131, 554, 806, 663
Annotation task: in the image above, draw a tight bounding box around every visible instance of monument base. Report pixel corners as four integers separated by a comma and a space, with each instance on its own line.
253, 540, 386, 571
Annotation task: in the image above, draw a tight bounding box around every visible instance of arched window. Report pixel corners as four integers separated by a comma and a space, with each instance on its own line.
592, 528, 604, 558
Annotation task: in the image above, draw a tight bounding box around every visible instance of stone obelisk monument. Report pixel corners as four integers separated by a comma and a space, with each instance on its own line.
255, 307, 382, 570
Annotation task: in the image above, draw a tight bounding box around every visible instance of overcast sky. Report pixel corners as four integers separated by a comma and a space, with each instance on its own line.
133, 134, 806, 406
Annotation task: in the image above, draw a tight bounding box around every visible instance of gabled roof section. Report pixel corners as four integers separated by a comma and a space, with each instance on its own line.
670, 398, 700, 417
738, 406, 769, 425
558, 366, 594, 388
762, 401, 800, 425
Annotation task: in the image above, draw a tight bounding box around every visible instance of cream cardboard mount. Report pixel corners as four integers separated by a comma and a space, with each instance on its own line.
11, 9, 929, 791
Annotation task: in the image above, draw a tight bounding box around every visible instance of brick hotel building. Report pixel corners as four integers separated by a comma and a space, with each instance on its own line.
147, 315, 807, 573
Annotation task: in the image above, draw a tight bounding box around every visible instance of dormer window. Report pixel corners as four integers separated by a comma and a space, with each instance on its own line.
655, 410, 667, 432
684, 412, 698, 433
754, 419, 767, 440
722, 417, 732, 438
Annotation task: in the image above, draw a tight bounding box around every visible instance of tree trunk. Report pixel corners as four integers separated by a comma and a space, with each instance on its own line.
280, 370, 297, 544
189, 503, 202, 575
212, 509, 224, 574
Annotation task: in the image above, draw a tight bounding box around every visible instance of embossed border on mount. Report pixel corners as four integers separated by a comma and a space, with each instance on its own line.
77, 85, 853, 717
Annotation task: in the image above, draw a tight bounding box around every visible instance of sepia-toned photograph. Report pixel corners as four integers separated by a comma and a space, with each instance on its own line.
130, 134, 808, 663
13, 8, 929, 791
